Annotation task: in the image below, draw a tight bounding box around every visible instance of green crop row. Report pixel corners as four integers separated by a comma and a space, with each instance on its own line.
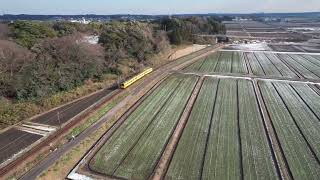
215, 51, 233, 73
90, 75, 183, 174
167, 78, 278, 179
89, 74, 198, 179
186, 51, 248, 75
185, 51, 320, 81
166, 78, 219, 179
232, 51, 248, 74
254, 52, 282, 76
246, 52, 266, 76
289, 54, 320, 78
202, 79, 240, 179
291, 84, 320, 118
198, 52, 220, 73
303, 55, 320, 67
259, 81, 320, 179
273, 82, 320, 160
278, 54, 318, 79
264, 53, 298, 78
238, 80, 278, 179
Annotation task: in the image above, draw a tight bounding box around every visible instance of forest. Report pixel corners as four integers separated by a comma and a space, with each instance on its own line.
0, 16, 225, 126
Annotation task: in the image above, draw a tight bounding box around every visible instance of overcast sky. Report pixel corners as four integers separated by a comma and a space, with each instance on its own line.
1, 0, 320, 15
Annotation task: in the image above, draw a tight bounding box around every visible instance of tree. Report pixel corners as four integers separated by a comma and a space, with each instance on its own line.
10, 21, 57, 48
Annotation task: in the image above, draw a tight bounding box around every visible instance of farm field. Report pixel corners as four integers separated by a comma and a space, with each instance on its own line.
259, 81, 320, 179
166, 78, 278, 180
185, 50, 320, 80
89, 74, 198, 179
79, 45, 320, 180
87, 74, 320, 180
184, 51, 248, 74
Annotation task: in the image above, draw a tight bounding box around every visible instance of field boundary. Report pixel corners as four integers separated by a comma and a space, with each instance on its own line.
68, 75, 171, 179
175, 71, 320, 85
220, 49, 320, 55
151, 76, 204, 180
253, 80, 293, 180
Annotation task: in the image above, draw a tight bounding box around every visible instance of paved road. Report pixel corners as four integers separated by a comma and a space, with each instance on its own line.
19, 104, 119, 180
0, 86, 116, 170
31, 87, 116, 126
0, 129, 42, 165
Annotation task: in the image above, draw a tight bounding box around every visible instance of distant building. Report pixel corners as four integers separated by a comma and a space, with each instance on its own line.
70, 17, 91, 24
216, 35, 229, 43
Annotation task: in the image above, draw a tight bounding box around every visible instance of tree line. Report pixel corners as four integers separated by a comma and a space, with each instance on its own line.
0, 17, 225, 125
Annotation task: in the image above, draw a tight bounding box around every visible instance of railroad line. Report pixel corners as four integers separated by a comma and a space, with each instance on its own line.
19, 45, 224, 180
0, 87, 122, 178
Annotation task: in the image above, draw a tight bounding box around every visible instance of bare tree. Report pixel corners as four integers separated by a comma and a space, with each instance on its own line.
0, 23, 9, 40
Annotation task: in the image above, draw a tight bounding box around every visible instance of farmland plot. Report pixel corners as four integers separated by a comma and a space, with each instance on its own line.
310, 55, 320, 61
238, 80, 279, 179
166, 78, 278, 180
272, 82, 320, 160
186, 51, 247, 75
201, 79, 240, 180
165, 78, 219, 180
288, 54, 320, 77
277, 54, 319, 79
89, 75, 198, 179
264, 53, 298, 78
184, 57, 206, 72
215, 51, 233, 73
198, 52, 220, 73
291, 84, 320, 118
301, 55, 320, 67
245, 52, 266, 76
231, 51, 248, 74
253, 52, 282, 76
259, 81, 320, 179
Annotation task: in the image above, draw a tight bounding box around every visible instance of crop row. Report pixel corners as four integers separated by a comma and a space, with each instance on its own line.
89, 74, 198, 179
89, 74, 320, 180
166, 78, 278, 179
185, 51, 320, 80
184, 51, 248, 74
259, 81, 320, 179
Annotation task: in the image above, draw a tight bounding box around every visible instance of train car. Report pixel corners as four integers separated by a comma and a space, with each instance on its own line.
120, 68, 153, 89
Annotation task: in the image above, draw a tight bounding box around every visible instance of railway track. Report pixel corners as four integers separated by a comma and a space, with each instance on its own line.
16, 45, 223, 179
0, 87, 123, 178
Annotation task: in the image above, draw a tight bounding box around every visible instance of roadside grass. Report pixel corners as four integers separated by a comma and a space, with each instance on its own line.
0, 76, 118, 129
37, 99, 130, 180
66, 92, 129, 140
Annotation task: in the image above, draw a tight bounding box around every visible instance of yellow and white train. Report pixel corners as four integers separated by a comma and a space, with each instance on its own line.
120, 68, 153, 89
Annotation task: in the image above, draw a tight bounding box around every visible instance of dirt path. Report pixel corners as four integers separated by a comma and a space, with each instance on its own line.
169, 44, 208, 60
252, 80, 293, 180
151, 76, 204, 180
177, 71, 320, 85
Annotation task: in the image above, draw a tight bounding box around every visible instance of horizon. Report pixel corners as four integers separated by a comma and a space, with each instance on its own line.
1, 11, 320, 16
1, 0, 320, 15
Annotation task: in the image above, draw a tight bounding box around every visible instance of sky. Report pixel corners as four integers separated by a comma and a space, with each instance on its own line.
0, 0, 320, 15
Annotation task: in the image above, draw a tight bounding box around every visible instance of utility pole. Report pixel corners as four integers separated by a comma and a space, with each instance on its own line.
57, 111, 61, 129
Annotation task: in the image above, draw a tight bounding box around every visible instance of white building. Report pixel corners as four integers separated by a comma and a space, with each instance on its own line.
70, 17, 91, 24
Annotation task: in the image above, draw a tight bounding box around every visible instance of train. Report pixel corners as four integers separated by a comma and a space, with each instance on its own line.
120, 68, 153, 89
